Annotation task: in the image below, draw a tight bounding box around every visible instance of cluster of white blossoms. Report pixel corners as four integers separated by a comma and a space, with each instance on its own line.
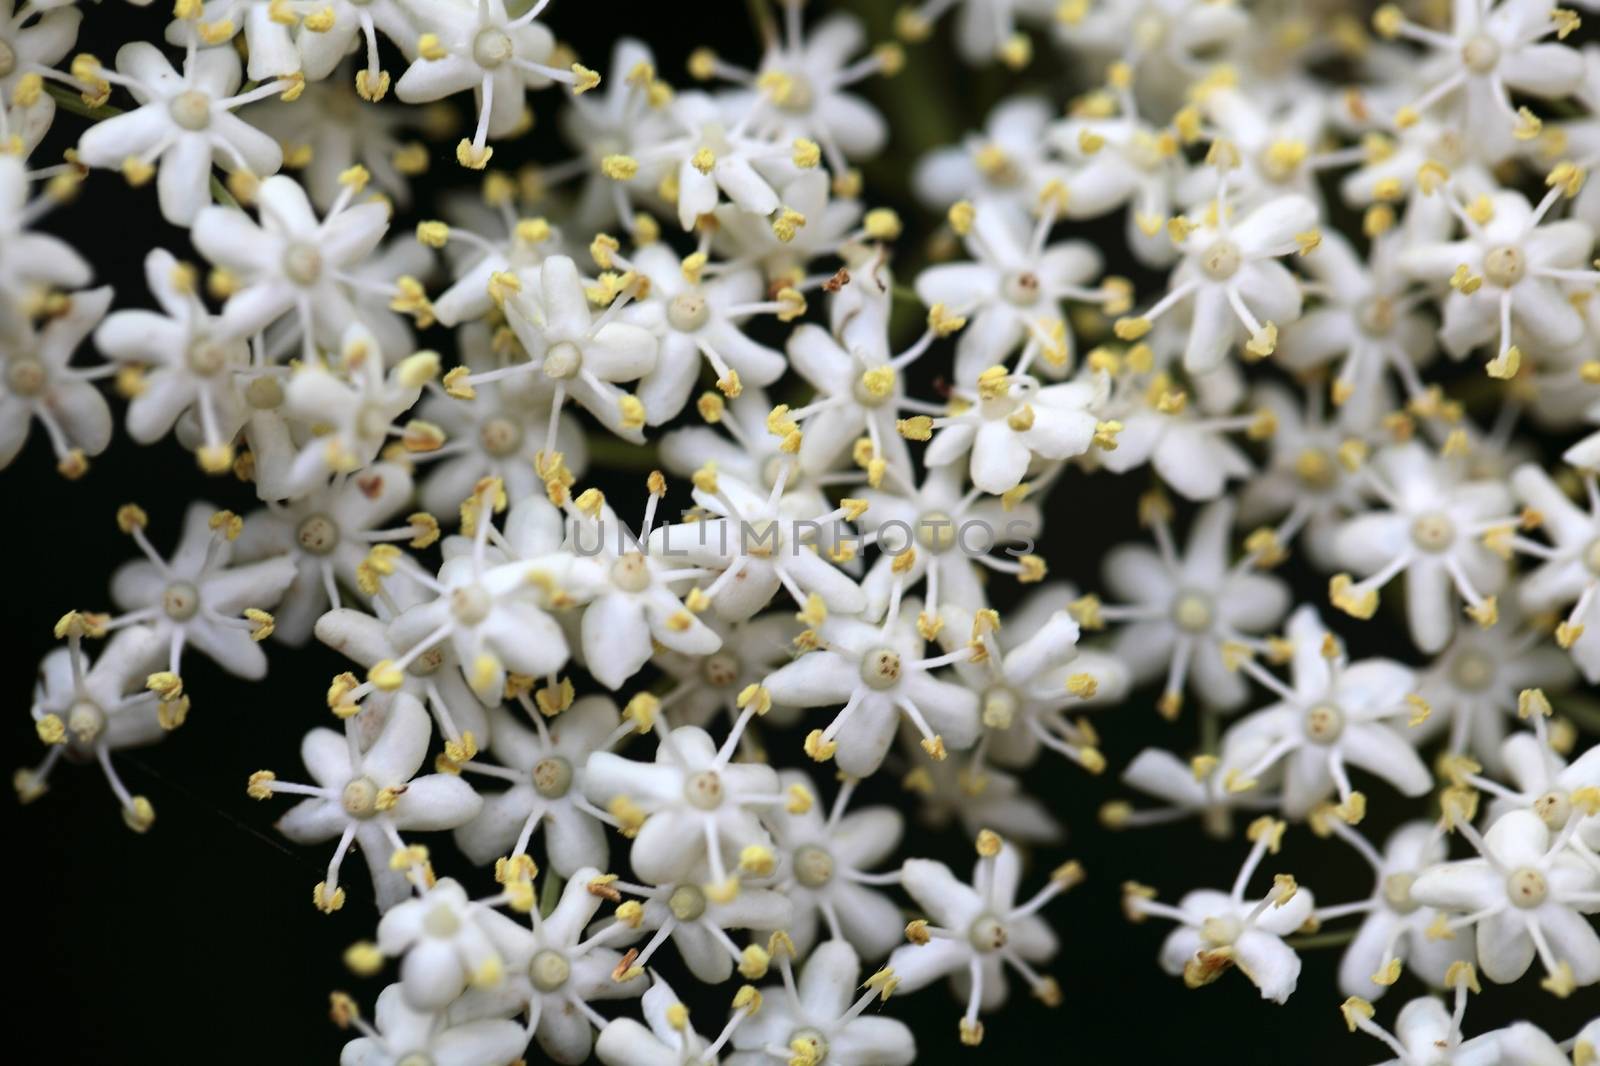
11, 0, 1600, 1060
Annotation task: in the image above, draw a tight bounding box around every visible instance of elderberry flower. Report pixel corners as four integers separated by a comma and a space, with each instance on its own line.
1126, 817, 1312, 1003
266, 692, 483, 911
905, 752, 1063, 845
756, 769, 905, 960
651, 613, 803, 733
762, 595, 979, 778
583, 717, 780, 891
453, 694, 621, 876
75, 42, 287, 226
378, 877, 508, 1011
1330, 442, 1515, 653
889, 832, 1075, 1045
913, 96, 1062, 212
0, 284, 113, 476
1411, 808, 1600, 991
595, 975, 754, 1066
601, 867, 793, 985
1218, 606, 1432, 818
0, 155, 89, 325
450, 868, 646, 1063
0, 0, 80, 154
338, 982, 527, 1066
731, 939, 916, 1065
1510, 463, 1600, 680
1096, 498, 1290, 717
1478, 727, 1600, 858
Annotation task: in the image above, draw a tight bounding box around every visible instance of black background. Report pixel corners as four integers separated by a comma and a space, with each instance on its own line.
5, 1, 1594, 1062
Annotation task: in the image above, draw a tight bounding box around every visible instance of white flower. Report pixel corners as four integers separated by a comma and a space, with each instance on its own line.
660, 388, 836, 522
1220, 605, 1432, 818
653, 464, 864, 622
0, 0, 80, 155
1511, 463, 1600, 680
107, 502, 297, 684
1051, 93, 1185, 267
450, 867, 646, 1064
425, 204, 564, 328
1093, 370, 1256, 500
905, 752, 1063, 845
922, 365, 1101, 495
1117, 189, 1316, 374
1053, 0, 1249, 100
289, 0, 414, 89
193, 173, 393, 359
267, 692, 483, 911
619, 243, 786, 424
339, 982, 527, 1066
1183, 86, 1331, 211
0, 155, 90, 327
165, 1, 304, 82
1317, 820, 1472, 998
762, 597, 979, 778
1097, 498, 1289, 716
731, 939, 916, 1065
1399, 188, 1594, 371
651, 613, 802, 732
1, 284, 113, 475
454, 694, 622, 876
1374, 0, 1583, 160
888, 834, 1074, 1043
914, 198, 1110, 381
549, 38, 665, 234
600, 867, 792, 985
393, 0, 575, 170
1411, 808, 1600, 989
914, 96, 1063, 212
23, 625, 163, 827
378, 877, 507, 1011
596, 976, 754, 1066
75, 42, 285, 226
710, 169, 860, 285
1339, 987, 1509, 1066
583, 723, 779, 890
899, 0, 1049, 66
1479, 729, 1600, 858
233, 462, 420, 644
1126, 817, 1313, 1003
1108, 746, 1276, 837
94, 249, 257, 470
757, 769, 904, 960
1278, 232, 1435, 433
484, 254, 658, 442
1331, 442, 1514, 653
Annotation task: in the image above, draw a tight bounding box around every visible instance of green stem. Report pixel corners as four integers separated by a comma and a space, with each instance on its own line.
1199, 706, 1220, 756
1286, 929, 1357, 950
539, 872, 563, 918
586, 433, 660, 471
745, 0, 779, 48
44, 82, 122, 121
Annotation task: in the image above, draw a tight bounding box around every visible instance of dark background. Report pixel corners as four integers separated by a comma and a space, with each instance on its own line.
6, 1, 1593, 1062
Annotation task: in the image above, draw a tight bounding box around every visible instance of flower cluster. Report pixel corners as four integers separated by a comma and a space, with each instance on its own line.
11, 0, 1600, 1061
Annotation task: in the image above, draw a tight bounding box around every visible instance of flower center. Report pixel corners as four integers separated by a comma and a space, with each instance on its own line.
745, 517, 779, 556
793, 845, 835, 888
1303, 702, 1345, 744
532, 756, 573, 799
1200, 914, 1242, 946
185, 338, 230, 376
6, 356, 46, 397
1294, 448, 1335, 489
478, 416, 523, 457
915, 510, 956, 553
610, 551, 652, 593
773, 71, 815, 113
410, 645, 445, 676
282, 243, 322, 286
1532, 790, 1571, 831
1382, 872, 1420, 914
355, 403, 390, 441
1584, 537, 1600, 576
1358, 297, 1396, 337
542, 340, 582, 380
168, 89, 212, 131
473, 28, 514, 68
450, 583, 492, 626
981, 685, 1019, 729
1450, 649, 1494, 692
1200, 240, 1242, 281
1171, 590, 1214, 634
341, 777, 379, 818
860, 647, 902, 690
528, 948, 571, 992
245, 376, 284, 409
163, 581, 201, 621
1410, 511, 1456, 553
1506, 866, 1547, 908
702, 652, 741, 688
1002, 271, 1042, 306
1482, 245, 1525, 288
788, 1030, 829, 1066
296, 514, 340, 555
683, 769, 724, 810
67, 700, 107, 744
968, 914, 1008, 952
1461, 34, 1500, 74
667, 292, 710, 332
423, 904, 461, 938
668, 883, 708, 921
